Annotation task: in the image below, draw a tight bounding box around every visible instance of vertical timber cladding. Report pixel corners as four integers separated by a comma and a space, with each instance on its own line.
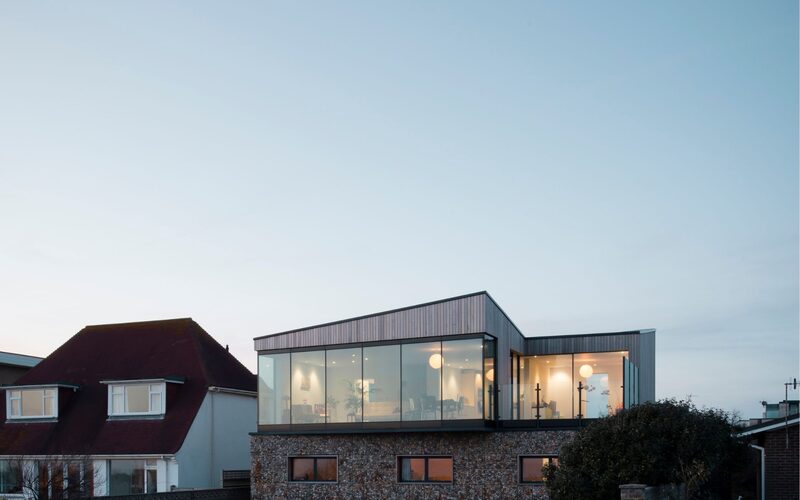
482, 295, 526, 420
253, 293, 491, 351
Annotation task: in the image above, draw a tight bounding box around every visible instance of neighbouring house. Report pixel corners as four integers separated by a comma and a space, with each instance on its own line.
0, 318, 256, 498
740, 412, 799, 500
250, 291, 656, 498
0, 352, 42, 386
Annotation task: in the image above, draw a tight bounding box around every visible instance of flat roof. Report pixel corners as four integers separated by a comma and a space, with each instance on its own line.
0, 350, 43, 368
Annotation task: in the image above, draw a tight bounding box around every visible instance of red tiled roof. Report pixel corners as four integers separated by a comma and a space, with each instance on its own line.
0, 318, 255, 456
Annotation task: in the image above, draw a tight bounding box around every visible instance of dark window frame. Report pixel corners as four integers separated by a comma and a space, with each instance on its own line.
397, 455, 454, 484
519, 455, 558, 484
288, 456, 338, 483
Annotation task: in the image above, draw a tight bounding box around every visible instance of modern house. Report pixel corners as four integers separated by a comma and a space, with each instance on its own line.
0, 352, 42, 386
251, 292, 655, 498
0, 318, 256, 499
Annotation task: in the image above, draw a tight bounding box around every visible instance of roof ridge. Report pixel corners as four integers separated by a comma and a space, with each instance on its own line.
84, 318, 193, 329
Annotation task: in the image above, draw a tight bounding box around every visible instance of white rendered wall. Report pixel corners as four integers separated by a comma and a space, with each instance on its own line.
174, 391, 255, 488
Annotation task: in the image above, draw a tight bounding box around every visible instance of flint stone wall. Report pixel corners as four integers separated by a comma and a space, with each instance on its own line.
251, 430, 575, 499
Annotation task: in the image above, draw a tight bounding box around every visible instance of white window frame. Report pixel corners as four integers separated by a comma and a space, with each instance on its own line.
5, 387, 58, 420
106, 383, 166, 417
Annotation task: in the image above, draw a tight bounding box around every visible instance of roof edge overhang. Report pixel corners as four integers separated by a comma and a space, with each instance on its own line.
1, 383, 80, 391
99, 377, 186, 385
208, 386, 257, 397
738, 416, 800, 436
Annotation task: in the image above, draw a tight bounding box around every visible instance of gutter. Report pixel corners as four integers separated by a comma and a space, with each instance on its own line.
208, 386, 257, 397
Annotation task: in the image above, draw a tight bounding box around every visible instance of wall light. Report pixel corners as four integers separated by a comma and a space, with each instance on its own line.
428, 353, 443, 369
579, 364, 594, 378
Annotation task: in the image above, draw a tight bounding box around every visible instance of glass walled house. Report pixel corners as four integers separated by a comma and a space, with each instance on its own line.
252, 292, 655, 498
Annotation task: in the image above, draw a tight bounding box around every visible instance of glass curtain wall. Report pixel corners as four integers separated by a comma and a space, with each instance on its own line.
257, 336, 494, 426
401, 342, 442, 421
258, 353, 290, 425
441, 338, 483, 419
363, 344, 401, 422
326, 347, 362, 423
511, 353, 520, 419
483, 339, 496, 420
512, 351, 631, 419
573, 352, 625, 418
291, 351, 326, 424
521, 354, 573, 419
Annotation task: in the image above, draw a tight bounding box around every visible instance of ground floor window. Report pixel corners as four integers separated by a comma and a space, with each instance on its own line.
397, 456, 453, 483
0, 461, 22, 494
109, 460, 157, 495
288, 457, 337, 482
519, 455, 558, 483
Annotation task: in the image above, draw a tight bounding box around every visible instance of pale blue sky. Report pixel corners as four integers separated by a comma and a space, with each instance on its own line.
0, 1, 797, 418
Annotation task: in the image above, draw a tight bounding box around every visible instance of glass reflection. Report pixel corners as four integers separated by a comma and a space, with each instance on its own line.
402, 342, 442, 421
483, 339, 496, 420
441, 339, 483, 419
291, 351, 326, 424
326, 347, 362, 423
362, 345, 401, 422
258, 353, 290, 425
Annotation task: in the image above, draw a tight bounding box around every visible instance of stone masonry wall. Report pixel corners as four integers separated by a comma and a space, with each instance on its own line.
251, 430, 575, 499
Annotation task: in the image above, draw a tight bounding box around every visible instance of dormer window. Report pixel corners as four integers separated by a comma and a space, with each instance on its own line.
6, 387, 57, 419
100, 378, 183, 418
107, 383, 164, 416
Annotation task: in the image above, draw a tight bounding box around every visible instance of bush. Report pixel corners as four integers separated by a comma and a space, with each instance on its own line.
544, 399, 750, 500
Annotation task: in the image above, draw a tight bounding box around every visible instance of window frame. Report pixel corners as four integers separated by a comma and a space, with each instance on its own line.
106, 383, 166, 417
287, 456, 338, 483
5, 387, 58, 420
397, 455, 454, 484
518, 455, 559, 484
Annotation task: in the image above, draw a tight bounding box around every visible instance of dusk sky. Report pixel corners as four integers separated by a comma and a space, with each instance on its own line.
0, 1, 797, 419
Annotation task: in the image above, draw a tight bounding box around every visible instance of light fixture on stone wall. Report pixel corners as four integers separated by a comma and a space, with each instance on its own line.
579, 364, 594, 378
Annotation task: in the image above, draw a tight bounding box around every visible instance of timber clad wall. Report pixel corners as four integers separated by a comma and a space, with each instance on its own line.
254, 294, 490, 351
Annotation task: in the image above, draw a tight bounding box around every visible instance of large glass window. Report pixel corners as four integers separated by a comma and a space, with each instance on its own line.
326, 348, 362, 423
0, 461, 22, 494
362, 345, 401, 422
401, 342, 442, 421
108, 384, 164, 416
521, 355, 573, 419
258, 353, 291, 425
6, 388, 57, 419
520, 456, 558, 483
574, 352, 626, 418
289, 457, 337, 482
398, 456, 453, 483
441, 339, 483, 420
291, 351, 326, 424
109, 460, 157, 495
484, 339, 496, 419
